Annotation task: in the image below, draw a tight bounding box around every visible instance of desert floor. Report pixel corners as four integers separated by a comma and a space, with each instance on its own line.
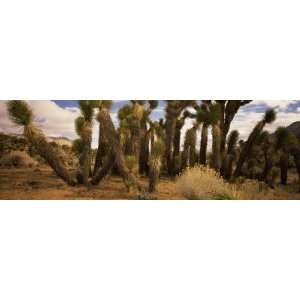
0, 167, 182, 200
1, 167, 300, 200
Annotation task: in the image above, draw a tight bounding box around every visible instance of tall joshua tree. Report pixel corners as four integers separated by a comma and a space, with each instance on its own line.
210, 103, 222, 172
96, 101, 142, 191
257, 131, 275, 182
140, 100, 159, 174
223, 130, 239, 180
75, 100, 97, 185
182, 124, 197, 169
192, 101, 222, 171
94, 100, 113, 175
164, 100, 196, 176
192, 101, 211, 166
7, 100, 76, 186
217, 100, 252, 154
274, 127, 298, 185
130, 101, 145, 173
234, 109, 276, 178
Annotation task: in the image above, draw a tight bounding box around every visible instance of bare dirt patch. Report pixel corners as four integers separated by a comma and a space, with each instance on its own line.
0, 167, 182, 200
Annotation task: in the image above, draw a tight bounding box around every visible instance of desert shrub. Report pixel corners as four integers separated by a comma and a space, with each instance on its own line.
176, 165, 240, 200
125, 155, 138, 174
176, 165, 280, 200
0, 151, 38, 168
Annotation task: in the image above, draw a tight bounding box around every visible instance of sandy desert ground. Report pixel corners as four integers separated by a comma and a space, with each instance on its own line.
1, 167, 300, 200
0, 167, 182, 200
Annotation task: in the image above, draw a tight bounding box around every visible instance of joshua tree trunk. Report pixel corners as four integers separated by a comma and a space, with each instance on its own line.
139, 124, 150, 175
280, 153, 289, 185
97, 107, 142, 191
261, 152, 273, 182
165, 116, 177, 176
80, 124, 92, 185
199, 122, 208, 165
173, 121, 182, 158
93, 122, 109, 175
212, 123, 221, 172
91, 152, 115, 185
24, 126, 76, 186
291, 148, 300, 191
224, 154, 235, 180
131, 118, 141, 172
189, 128, 197, 167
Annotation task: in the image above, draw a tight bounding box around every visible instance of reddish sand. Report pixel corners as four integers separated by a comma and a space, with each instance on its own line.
0, 167, 183, 200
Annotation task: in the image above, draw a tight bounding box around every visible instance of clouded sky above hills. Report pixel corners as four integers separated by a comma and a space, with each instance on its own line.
1, 100, 300, 149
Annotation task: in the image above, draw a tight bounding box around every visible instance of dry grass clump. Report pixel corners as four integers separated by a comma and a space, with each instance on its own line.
176, 165, 288, 200
0, 151, 38, 168
176, 165, 241, 200
233, 178, 272, 200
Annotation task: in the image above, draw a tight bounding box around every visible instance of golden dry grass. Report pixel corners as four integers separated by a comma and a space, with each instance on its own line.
176, 165, 300, 200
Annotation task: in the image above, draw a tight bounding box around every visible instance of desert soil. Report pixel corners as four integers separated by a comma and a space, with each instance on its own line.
0, 167, 183, 200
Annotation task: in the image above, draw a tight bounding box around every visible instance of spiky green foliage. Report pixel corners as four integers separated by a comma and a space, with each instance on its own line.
152, 139, 165, 158
7, 100, 33, 126
100, 100, 113, 109
257, 130, 270, 145
79, 100, 96, 122
118, 104, 133, 121
75, 116, 85, 137
148, 100, 159, 110
125, 155, 138, 173
264, 109, 276, 124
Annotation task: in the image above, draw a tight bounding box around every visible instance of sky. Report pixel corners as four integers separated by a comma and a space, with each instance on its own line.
1, 100, 300, 149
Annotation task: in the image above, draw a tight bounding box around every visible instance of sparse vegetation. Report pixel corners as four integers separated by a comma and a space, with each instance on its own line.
2, 99, 300, 200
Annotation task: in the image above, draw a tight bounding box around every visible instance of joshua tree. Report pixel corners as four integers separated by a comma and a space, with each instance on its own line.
148, 139, 165, 193
274, 127, 299, 185
182, 124, 197, 169
192, 101, 222, 171
74, 100, 98, 185
210, 103, 222, 172
234, 109, 276, 178
96, 101, 142, 191
173, 110, 191, 159
191, 101, 211, 165
216, 100, 252, 153
94, 100, 112, 175
139, 100, 159, 174
223, 130, 239, 180
130, 101, 145, 173
117, 101, 148, 175
7, 101, 76, 186
257, 131, 276, 183
164, 100, 196, 176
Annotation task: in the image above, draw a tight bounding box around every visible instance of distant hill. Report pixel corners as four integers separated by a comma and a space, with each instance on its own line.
0, 132, 73, 153
286, 122, 300, 139
47, 136, 73, 147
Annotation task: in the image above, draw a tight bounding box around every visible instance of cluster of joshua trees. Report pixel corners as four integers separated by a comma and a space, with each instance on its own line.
7, 100, 300, 194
